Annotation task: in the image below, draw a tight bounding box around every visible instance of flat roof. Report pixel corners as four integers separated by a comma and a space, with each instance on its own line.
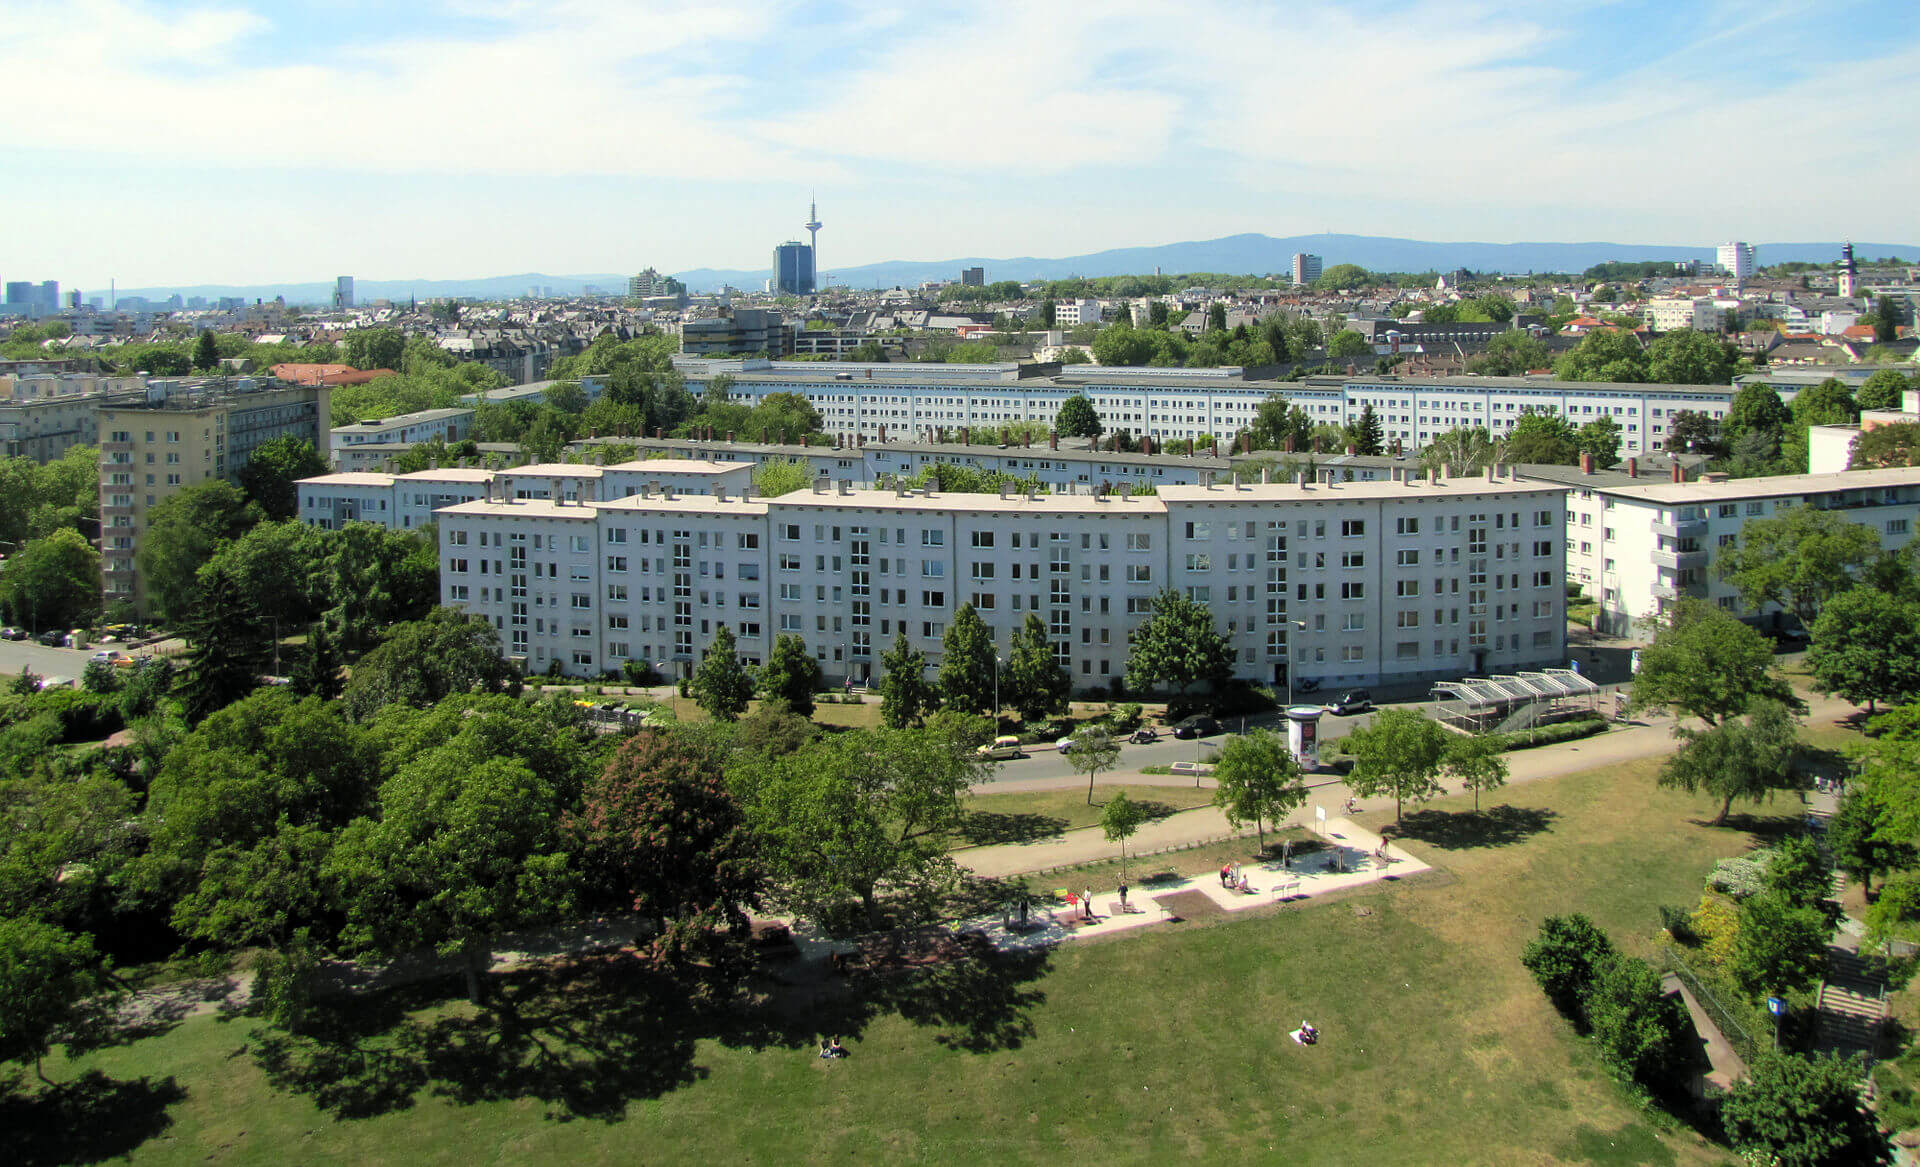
768, 488, 1169, 515
506, 462, 603, 477
437, 498, 607, 520
297, 472, 395, 487
338, 406, 472, 427
1592, 465, 1920, 504
394, 467, 494, 484
602, 459, 752, 474
1158, 474, 1563, 503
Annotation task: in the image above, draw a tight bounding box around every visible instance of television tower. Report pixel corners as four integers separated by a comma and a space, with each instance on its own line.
804, 197, 822, 292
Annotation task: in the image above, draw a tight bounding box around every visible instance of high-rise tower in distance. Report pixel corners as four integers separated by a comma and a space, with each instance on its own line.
804, 197, 822, 290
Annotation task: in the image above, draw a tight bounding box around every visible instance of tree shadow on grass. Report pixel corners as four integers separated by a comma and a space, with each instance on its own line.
1697, 811, 1803, 843
1391, 804, 1557, 850
0, 1069, 187, 1167
956, 811, 1070, 846
250, 933, 1053, 1122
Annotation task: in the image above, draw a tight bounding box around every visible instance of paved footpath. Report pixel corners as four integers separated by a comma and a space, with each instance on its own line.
958, 693, 1858, 879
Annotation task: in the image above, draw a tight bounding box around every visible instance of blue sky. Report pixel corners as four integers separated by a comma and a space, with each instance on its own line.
4, 0, 1915, 288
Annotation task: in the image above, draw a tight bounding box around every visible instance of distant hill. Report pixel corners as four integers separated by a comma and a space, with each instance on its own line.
673, 233, 1917, 292
101, 234, 1915, 305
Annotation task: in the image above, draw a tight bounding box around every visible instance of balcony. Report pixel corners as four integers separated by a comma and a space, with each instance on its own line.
1648, 547, 1709, 571
100, 441, 133, 454
1649, 517, 1708, 540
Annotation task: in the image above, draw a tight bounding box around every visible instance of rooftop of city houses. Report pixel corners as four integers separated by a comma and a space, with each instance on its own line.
1590, 465, 1920, 505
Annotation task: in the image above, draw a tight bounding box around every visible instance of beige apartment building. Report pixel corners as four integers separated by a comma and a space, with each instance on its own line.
99, 380, 329, 614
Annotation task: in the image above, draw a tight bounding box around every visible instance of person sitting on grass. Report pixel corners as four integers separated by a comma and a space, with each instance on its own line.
829, 1037, 847, 1058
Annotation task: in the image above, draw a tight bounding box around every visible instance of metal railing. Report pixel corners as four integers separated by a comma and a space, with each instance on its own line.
1662, 942, 1763, 1065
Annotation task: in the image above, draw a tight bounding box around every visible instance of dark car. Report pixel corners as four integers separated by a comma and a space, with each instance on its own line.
1328, 689, 1374, 716
0, 627, 25, 641
36, 629, 67, 647
1171, 715, 1221, 739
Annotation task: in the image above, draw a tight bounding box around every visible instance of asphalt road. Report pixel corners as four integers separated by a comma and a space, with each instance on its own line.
972, 705, 1399, 788
0, 635, 160, 683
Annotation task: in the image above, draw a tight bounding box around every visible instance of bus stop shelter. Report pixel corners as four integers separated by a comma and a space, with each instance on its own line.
1432, 668, 1600, 735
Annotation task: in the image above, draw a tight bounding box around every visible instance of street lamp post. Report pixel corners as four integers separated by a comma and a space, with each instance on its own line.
656, 660, 675, 719
993, 655, 1004, 728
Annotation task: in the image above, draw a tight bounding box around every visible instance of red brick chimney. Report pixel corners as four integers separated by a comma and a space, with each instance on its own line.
1049, 433, 1058, 449
1580, 452, 1594, 475
1671, 461, 1685, 483
1626, 457, 1637, 478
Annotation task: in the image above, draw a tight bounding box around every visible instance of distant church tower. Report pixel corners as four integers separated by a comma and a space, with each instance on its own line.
1838, 241, 1859, 298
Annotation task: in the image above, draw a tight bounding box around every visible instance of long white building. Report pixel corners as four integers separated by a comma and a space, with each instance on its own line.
673, 359, 1757, 459
434, 467, 1568, 689
296, 460, 755, 531
1564, 465, 1920, 635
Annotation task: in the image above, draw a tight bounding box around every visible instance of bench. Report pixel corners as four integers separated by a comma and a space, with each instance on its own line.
1271, 880, 1302, 898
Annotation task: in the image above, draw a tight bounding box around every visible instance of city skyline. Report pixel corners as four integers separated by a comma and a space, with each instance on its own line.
3, 0, 1915, 289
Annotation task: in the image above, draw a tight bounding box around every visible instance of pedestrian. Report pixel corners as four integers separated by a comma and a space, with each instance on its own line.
1220, 863, 1232, 887
1083, 887, 1093, 919
1118, 883, 1129, 911
1282, 840, 1293, 869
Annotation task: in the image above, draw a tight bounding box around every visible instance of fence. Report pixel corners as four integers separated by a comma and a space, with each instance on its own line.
1661, 942, 1764, 1065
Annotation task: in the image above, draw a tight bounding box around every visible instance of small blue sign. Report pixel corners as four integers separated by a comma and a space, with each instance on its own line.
1767, 997, 1787, 1017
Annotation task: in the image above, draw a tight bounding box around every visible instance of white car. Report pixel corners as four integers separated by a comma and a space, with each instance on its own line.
90, 649, 130, 665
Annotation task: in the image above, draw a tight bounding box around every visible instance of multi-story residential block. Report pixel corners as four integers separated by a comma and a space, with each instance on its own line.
329, 407, 473, 468
670, 360, 1762, 458
1717, 242, 1755, 284
680, 308, 795, 358
99, 381, 330, 613
1562, 465, 1920, 635
1642, 297, 1724, 333
1292, 253, 1323, 286
296, 460, 755, 531
1051, 299, 1104, 327
0, 373, 147, 461
435, 467, 1567, 687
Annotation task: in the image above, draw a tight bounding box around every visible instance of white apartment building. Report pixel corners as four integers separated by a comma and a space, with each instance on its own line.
1718, 242, 1755, 284
1052, 299, 1104, 327
1563, 466, 1920, 635
1643, 297, 1724, 333
296, 460, 754, 531
329, 407, 474, 466
434, 468, 1567, 688
673, 360, 1754, 459
1292, 253, 1323, 286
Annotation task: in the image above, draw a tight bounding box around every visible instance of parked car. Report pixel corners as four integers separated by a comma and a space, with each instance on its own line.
1171, 715, 1221, 739
1327, 689, 1374, 716
975, 734, 1023, 760
91, 649, 131, 665
1128, 727, 1160, 744
36, 629, 67, 647
0, 627, 25, 641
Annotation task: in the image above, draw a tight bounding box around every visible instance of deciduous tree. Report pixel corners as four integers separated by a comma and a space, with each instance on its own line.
937, 602, 996, 715
1646, 329, 1734, 385
236, 436, 330, 521
1100, 789, 1147, 883
1004, 613, 1069, 724
341, 607, 521, 721
1343, 707, 1451, 824
135, 480, 263, 623
1054, 394, 1103, 438
1721, 1051, 1891, 1166
1210, 729, 1306, 848
1657, 698, 1799, 825
1066, 727, 1120, 806
878, 630, 934, 729
1443, 732, 1510, 812
692, 624, 752, 722
1807, 586, 1920, 713
179, 562, 269, 723
0, 528, 99, 632
1632, 598, 1800, 726
757, 632, 821, 717
1715, 505, 1879, 628
0, 918, 111, 1080
1124, 588, 1233, 697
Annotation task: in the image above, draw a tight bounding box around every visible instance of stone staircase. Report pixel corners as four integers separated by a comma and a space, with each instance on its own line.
1815, 948, 1887, 1058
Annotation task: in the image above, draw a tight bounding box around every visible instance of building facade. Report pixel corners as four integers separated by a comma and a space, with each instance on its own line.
1292, 253, 1323, 286
99, 381, 330, 613
434, 468, 1567, 687
773, 242, 816, 295
1564, 466, 1920, 635
0, 374, 148, 461
329, 407, 473, 466
1717, 242, 1755, 284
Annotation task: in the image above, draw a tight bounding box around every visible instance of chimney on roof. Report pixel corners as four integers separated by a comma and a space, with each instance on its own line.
1261, 467, 1271, 484
715, 485, 727, 502
726, 430, 734, 443
1049, 432, 1058, 450
1580, 452, 1594, 475
1295, 471, 1306, 487
1284, 435, 1295, 453
1484, 466, 1495, 481
878, 424, 886, 442
837, 479, 850, 495
1626, 457, 1637, 478
655, 427, 663, 440
961, 427, 970, 446
1200, 470, 1215, 489
1672, 460, 1685, 484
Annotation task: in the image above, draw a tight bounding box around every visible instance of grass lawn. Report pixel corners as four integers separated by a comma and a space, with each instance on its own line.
14, 754, 1789, 1165
954, 784, 1217, 849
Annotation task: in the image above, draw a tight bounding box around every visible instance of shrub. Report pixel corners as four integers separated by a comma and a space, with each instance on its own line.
1521, 913, 1617, 1020
1484, 717, 1607, 751
1708, 854, 1771, 900
1581, 953, 1689, 1089
1688, 894, 1741, 969
1658, 904, 1698, 945
1109, 702, 1144, 733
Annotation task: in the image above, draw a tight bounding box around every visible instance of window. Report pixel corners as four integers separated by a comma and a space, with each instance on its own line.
449, 558, 469, 573
606, 528, 627, 544
1341, 552, 1364, 568
1396, 517, 1420, 535
970, 531, 995, 548
1185, 554, 1212, 571
607, 584, 627, 601
922, 560, 945, 578
1396, 580, 1419, 597
569, 535, 589, 553
1340, 519, 1365, 538
921, 590, 945, 607
1890, 520, 1910, 536
921, 529, 944, 546
1183, 521, 1212, 540
1396, 549, 1419, 566
1718, 504, 1737, 518
1341, 645, 1365, 662
571, 593, 591, 609
1341, 581, 1365, 599
1127, 532, 1152, 551
738, 532, 759, 549
605, 556, 627, 572
1126, 564, 1152, 583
